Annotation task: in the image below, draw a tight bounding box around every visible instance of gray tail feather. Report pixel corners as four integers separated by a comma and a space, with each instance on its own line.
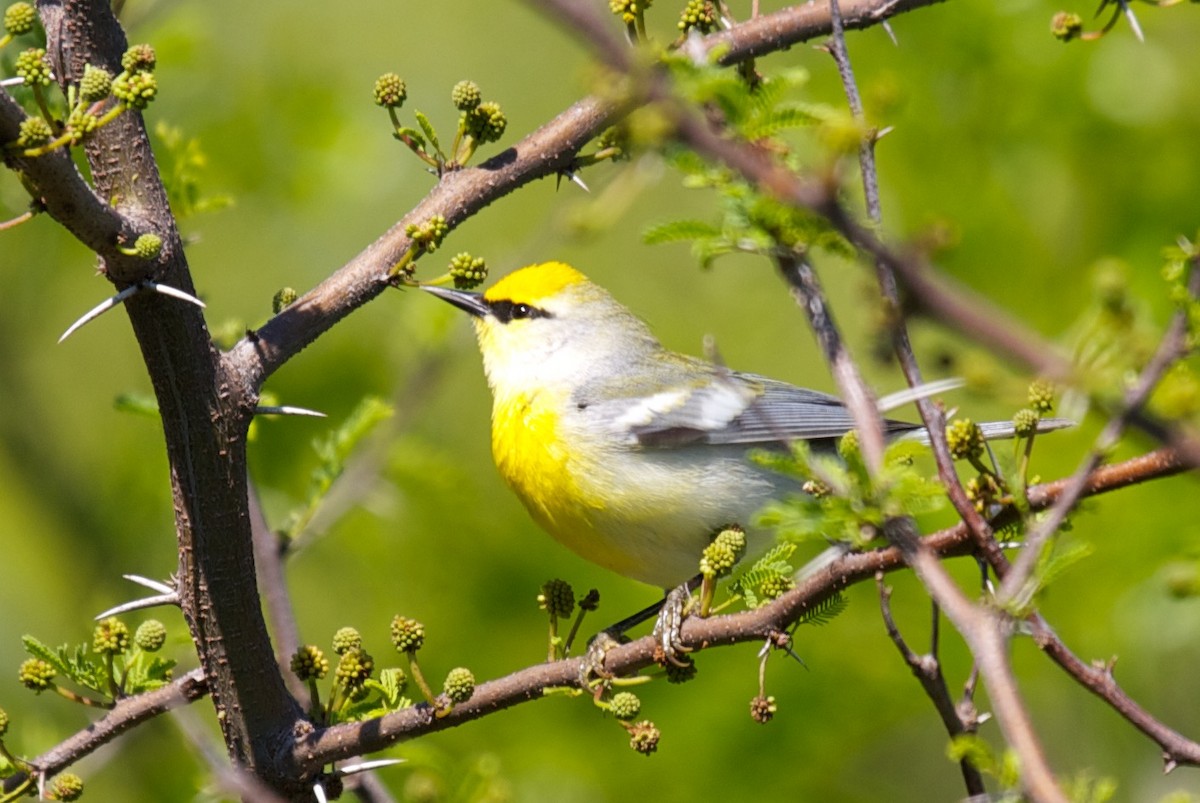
901, 417, 1075, 446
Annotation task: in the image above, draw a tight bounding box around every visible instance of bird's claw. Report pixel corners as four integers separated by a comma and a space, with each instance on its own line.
652, 584, 694, 667
579, 629, 624, 686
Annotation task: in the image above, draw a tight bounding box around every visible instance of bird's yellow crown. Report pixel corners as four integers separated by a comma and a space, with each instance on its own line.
483, 261, 587, 306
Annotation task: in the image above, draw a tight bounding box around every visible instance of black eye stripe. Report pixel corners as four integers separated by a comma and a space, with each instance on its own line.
488, 299, 552, 323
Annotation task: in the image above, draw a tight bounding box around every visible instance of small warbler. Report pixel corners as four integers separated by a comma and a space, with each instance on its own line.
424, 261, 1058, 595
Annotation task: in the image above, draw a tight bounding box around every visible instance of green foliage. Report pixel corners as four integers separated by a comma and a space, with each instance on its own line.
728, 542, 797, 609
946, 734, 1021, 795
21, 620, 176, 704
754, 439, 947, 549
152, 121, 233, 221
280, 396, 393, 541
342, 667, 413, 721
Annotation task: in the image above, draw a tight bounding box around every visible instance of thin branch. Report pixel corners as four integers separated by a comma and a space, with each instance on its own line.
290, 463, 1188, 768
876, 574, 986, 797
0, 669, 208, 795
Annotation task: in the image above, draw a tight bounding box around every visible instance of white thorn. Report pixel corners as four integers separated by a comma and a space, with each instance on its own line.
95, 592, 179, 620
312, 781, 328, 803
874, 125, 895, 142
123, 573, 176, 594
1117, 0, 1145, 42
882, 20, 899, 46
878, 378, 965, 412
1, 75, 27, 87
255, 405, 327, 418
337, 759, 406, 777
146, 281, 206, 309
566, 171, 590, 193
58, 284, 140, 343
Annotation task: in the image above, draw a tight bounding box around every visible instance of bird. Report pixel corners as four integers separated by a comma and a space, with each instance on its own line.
422, 261, 1066, 644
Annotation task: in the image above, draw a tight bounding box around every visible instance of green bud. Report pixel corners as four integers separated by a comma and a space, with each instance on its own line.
678, 0, 717, 33
290, 645, 330, 681
750, 694, 777, 724
4, 3, 36, 36
0, 706, 9, 736
1050, 11, 1083, 42
79, 65, 114, 103
1012, 408, 1040, 438
946, 418, 984, 461
332, 626, 362, 655
272, 287, 298, 313
134, 619, 167, 652
121, 43, 157, 73
442, 667, 475, 704
609, 691, 641, 721
390, 615, 425, 653
132, 233, 162, 260
334, 647, 374, 691
93, 616, 131, 655
14, 47, 51, 87
451, 80, 481, 111
627, 720, 660, 755
18, 658, 56, 691
1027, 379, 1055, 414
16, 115, 52, 146
112, 70, 157, 109
448, 252, 488, 290
538, 578, 575, 618
373, 73, 407, 108
46, 772, 84, 802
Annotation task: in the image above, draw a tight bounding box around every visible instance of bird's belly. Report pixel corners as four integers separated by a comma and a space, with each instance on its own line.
492, 396, 785, 587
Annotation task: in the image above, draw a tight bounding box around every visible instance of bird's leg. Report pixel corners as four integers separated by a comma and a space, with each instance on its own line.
652, 582, 697, 667
580, 575, 702, 682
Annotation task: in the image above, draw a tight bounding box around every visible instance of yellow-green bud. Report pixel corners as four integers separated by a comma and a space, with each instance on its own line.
132, 233, 162, 260
272, 287, 298, 313
112, 70, 157, 109
448, 252, 487, 290
837, 429, 860, 461
93, 616, 131, 655
0, 706, 8, 736
946, 419, 984, 461
750, 694, 777, 724
442, 667, 475, 704
700, 525, 746, 579
46, 772, 84, 802
66, 107, 100, 143
464, 101, 506, 143
291, 645, 329, 681
405, 215, 449, 252
1050, 11, 1083, 42
1027, 379, 1055, 414
134, 619, 167, 652
390, 615, 425, 653
121, 43, 157, 73
609, 0, 651, 24
678, 0, 716, 33
332, 626, 362, 655
451, 80, 481, 111
15, 47, 51, 87
79, 65, 113, 103
627, 720, 660, 755
1012, 408, 1040, 438
373, 73, 407, 108
4, 3, 36, 36
335, 647, 374, 691
609, 691, 641, 721
16, 115, 52, 146
18, 658, 56, 691
758, 574, 793, 602
538, 578, 575, 618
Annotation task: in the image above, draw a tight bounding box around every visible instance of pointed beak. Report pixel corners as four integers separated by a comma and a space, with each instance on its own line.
421, 284, 490, 318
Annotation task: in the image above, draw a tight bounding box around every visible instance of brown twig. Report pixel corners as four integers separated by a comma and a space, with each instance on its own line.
292, 449, 1188, 771
876, 573, 986, 796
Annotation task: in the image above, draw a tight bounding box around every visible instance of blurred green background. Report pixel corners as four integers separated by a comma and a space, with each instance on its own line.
2, 0, 1200, 800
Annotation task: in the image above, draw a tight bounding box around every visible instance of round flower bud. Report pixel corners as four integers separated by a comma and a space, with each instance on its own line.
121, 43, 156, 73
627, 720, 660, 755
758, 574, 793, 602
335, 647, 374, 691
1012, 408, 1040, 438
1027, 379, 1055, 414
132, 233, 162, 260
0, 706, 9, 736
135, 619, 167, 652
442, 667, 475, 704
946, 419, 984, 461
678, 0, 716, 33
750, 694, 777, 724
538, 578, 575, 618
15, 47, 51, 87
332, 626, 362, 655
451, 80, 481, 111
18, 658, 56, 691
390, 615, 425, 653
46, 772, 84, 801
17, 116, 52, 146
112, 70, 157, 109
5, 2, 36, 36
291, 645, 329, 681
373, 73, 407, 108
448, 252, 488, 290
664, 654, 697, 684
79, 64, 113, 103
272, 287, 297, 313
609, 691, 641, 721
1050, 11, 1083, 42
93, 616, 131, 655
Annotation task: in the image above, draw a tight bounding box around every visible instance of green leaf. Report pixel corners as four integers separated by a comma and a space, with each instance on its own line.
642, 220, 721, 245
394, 126, 426, 150
113, 392, 159, 417
22, 635, 72, 675
413, 110, 442, 157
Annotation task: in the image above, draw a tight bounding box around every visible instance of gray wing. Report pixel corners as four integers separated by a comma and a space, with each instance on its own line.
582, 367, 919, 449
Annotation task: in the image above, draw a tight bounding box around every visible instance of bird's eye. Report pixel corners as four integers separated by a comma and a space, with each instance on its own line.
489, 299, 550, 324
